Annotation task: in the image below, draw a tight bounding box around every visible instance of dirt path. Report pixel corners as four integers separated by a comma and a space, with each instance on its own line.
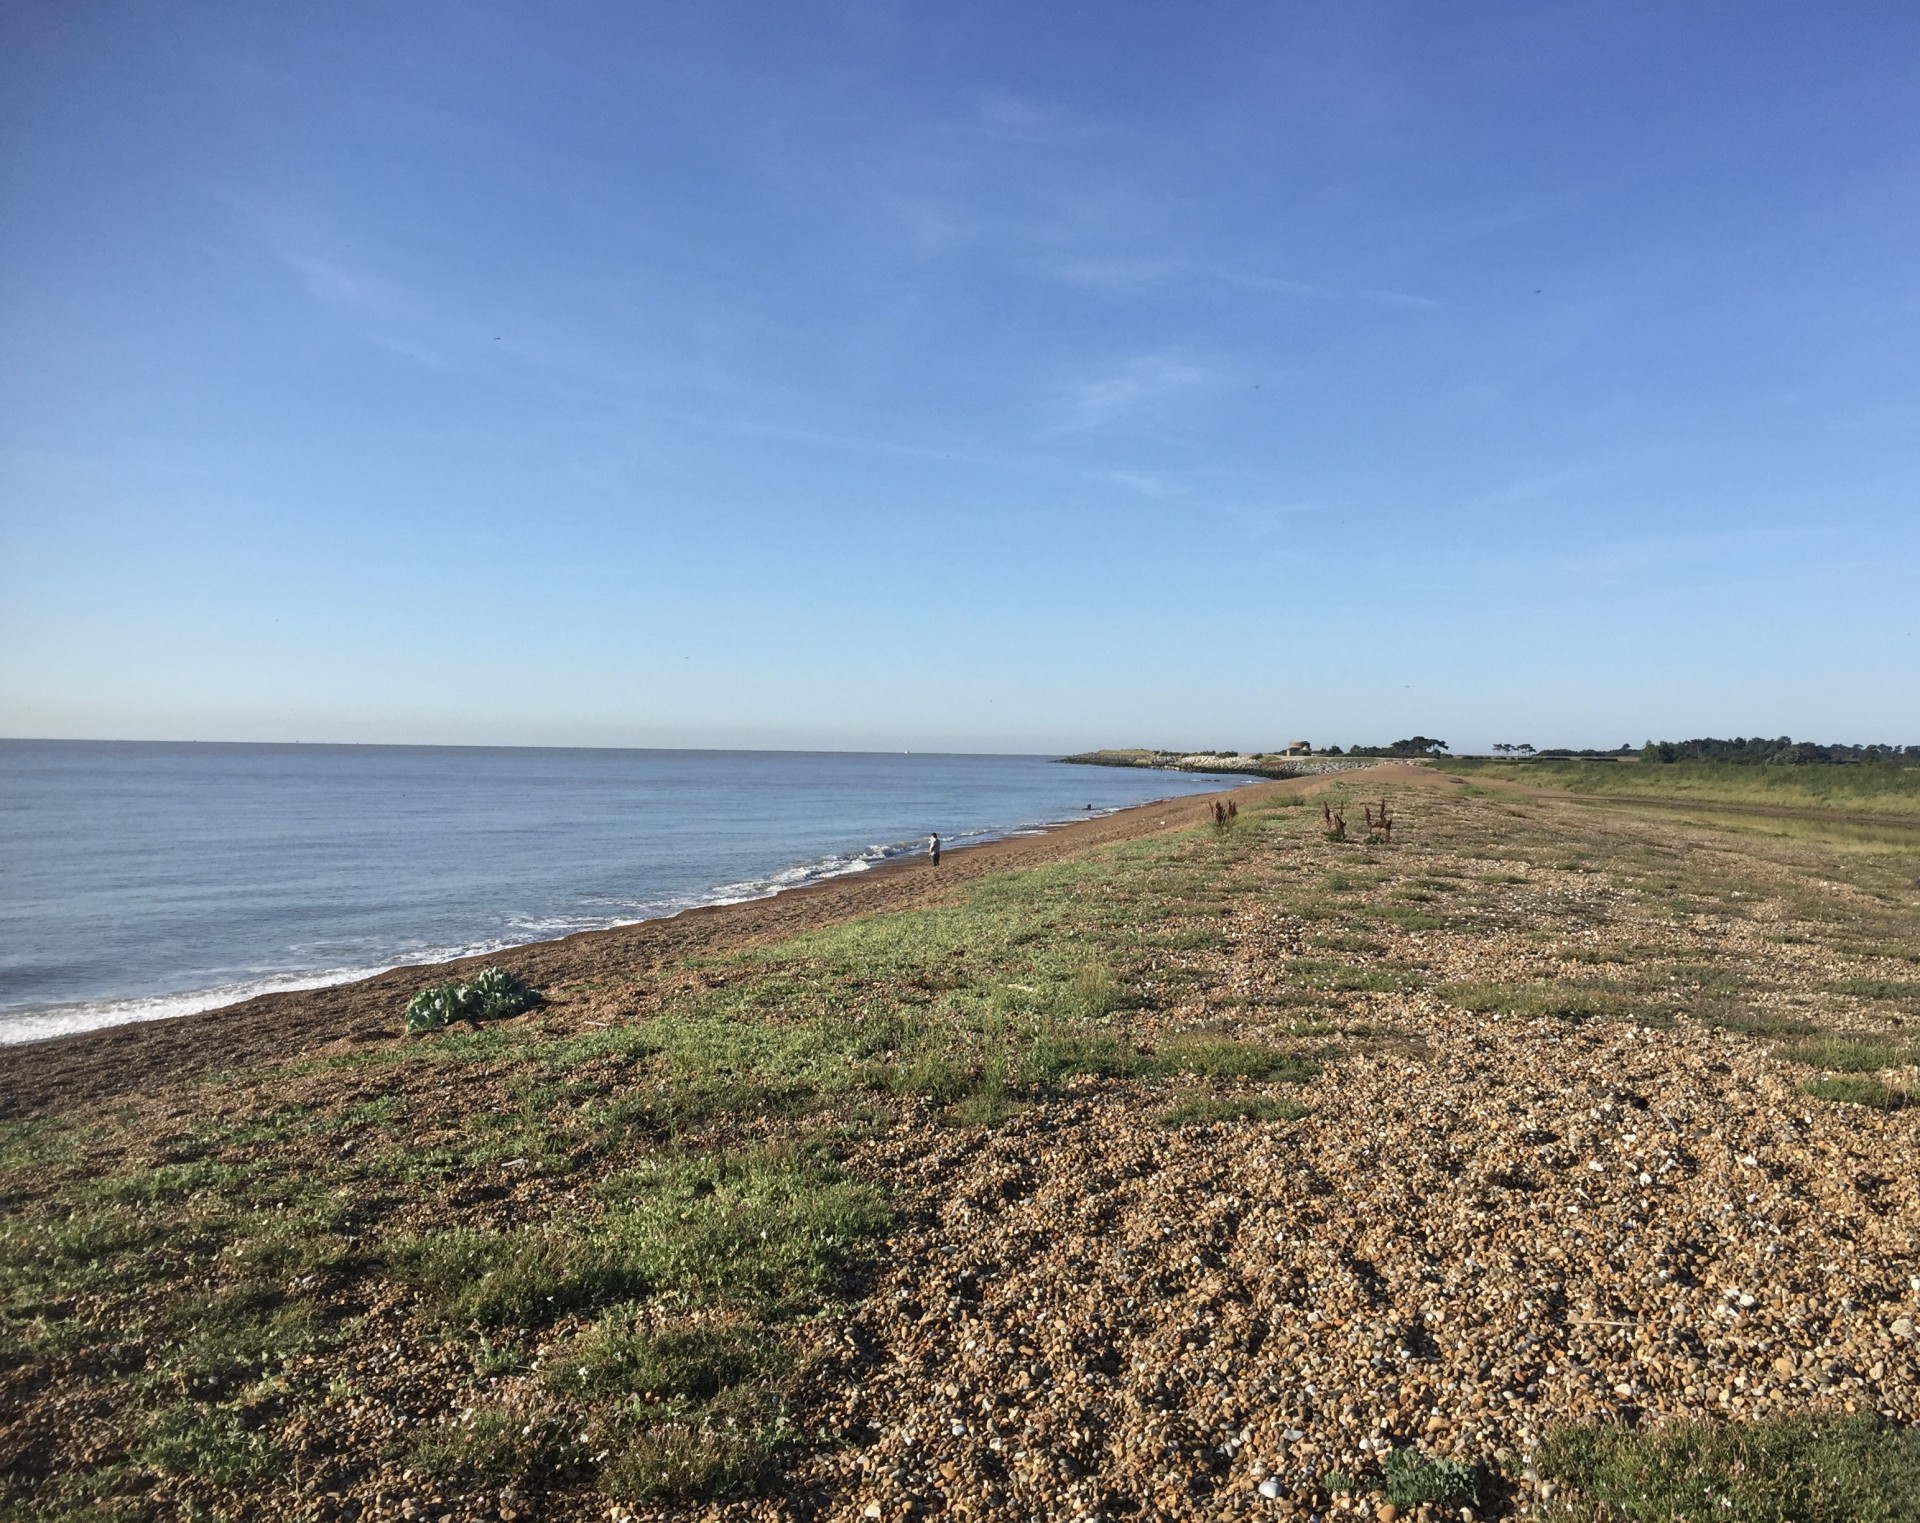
0, 766, 1440, 1121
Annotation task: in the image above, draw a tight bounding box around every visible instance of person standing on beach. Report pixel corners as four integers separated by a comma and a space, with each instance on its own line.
928, 832, 941, 867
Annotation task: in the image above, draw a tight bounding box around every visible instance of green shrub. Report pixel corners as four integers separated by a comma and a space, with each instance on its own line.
405, 967, 537, 1032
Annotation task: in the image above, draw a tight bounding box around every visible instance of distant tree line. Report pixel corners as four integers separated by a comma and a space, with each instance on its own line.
1324, 737, 1450, 758
1473, 737, 1918, 766
1639, 736, 1920, 766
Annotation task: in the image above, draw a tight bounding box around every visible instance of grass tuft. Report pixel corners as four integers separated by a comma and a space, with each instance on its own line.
134, 1402, 281, 1484
391, 1147, 889, 1326
546, 1319, 774, 1402
1154, 1037, 1319, 1081
1440, 982, 1630, 1022
409, 1401, 588, 1480
597, 1414, 780, 1502
1535, 1414, 1920, 1522
1157, 1094, 1309, 1128
1801, 1075, 1912, 1110
1775, 1035, 1917, 1073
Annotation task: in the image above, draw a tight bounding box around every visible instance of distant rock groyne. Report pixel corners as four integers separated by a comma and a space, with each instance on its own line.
1058, 749, 1390, 780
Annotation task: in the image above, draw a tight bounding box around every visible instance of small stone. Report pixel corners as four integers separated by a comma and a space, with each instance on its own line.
863, 1504, 883, 1520
1378, 1506, 1399, 1522
1892, 1317, 1914, 1338
1258, 1476, 1283, 1499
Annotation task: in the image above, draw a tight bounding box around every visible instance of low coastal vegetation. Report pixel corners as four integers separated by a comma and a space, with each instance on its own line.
1441, 745, 1920, 818
3, 762, 1917, 1519
1535, 1412, 1920, 1521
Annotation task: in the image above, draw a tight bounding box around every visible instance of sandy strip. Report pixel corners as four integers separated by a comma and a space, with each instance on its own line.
0, 765, 1433, 1120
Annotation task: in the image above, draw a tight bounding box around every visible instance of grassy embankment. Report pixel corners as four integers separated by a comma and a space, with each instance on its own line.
1439, 755, 1920, 818
3, 770, 1918, 1519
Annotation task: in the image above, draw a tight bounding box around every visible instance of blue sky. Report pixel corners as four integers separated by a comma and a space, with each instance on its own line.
3, 1, 1915, 753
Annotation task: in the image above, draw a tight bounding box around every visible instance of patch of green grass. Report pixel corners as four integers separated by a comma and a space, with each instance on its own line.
597, 1412, 782, 1502
1153, 1037, 1319, 1082
410, 1400, 588, 1481
1144, 927, 1227, 952
1662, 962, 1749, 992
0, 1205, 164, 1302
0, 1118, 87, 1173
1065, 960, 1123, 1017
1829, 978, 1920, 1003
1702, 1009, 1819, 1038
1535, 1413, 1920, 1522
1776, 1036, 1917, 1072
1015, 1027, 1145, 1086
162, 1280, 318, 1391
546, 1318, 775, 1402
1289, 959, 1420, 994
392, 1146, 888, 1326
134, 1401, 281, 1484
1801, 1075, 1912, 1110
1158, 1094, 1310, 1128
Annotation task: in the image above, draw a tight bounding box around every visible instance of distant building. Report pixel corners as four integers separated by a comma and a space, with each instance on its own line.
1284, 741, 1312, 756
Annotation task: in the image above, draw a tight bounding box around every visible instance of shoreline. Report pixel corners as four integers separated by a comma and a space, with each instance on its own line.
0, 768, 1393, 1119
0, 794, 1207, 1051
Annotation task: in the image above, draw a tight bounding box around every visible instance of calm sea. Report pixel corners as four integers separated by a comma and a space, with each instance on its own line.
0, 741, 1235, 1045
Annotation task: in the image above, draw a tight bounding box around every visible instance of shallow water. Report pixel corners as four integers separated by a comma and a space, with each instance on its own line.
0, 741, 1235, 1044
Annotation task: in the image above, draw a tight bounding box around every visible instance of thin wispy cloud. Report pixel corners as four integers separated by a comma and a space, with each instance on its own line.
1039, 256, 1443, 311
1195, 265, 1443, 311
1050, 350, 1222, 433
1106, 469, 1178, 498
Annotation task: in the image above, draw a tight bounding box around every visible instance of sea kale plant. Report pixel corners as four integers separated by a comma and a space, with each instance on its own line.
405, 967, 538, 1032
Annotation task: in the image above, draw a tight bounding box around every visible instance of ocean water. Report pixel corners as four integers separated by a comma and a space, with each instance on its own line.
0, 741, 1236, 1046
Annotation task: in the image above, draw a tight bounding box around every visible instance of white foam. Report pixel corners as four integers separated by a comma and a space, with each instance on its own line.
0, 967, 389, 1046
